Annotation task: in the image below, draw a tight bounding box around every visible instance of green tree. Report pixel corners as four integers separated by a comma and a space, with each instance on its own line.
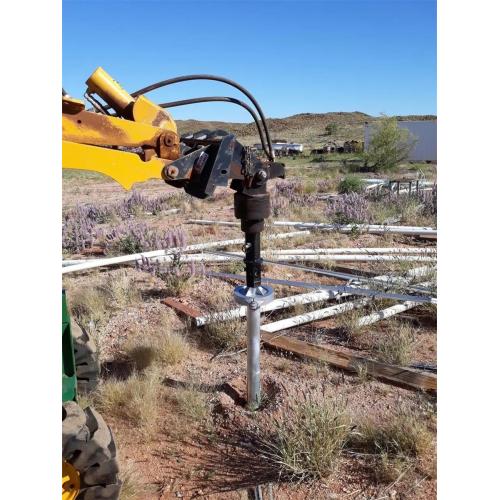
365, 117, 416, 172
325, 122, 338, 136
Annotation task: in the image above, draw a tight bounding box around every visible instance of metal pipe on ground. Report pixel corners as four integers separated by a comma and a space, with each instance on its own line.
261, 279, 432, 333
272, 221, 436, 234
356, 301, 420, 327
354, 281, 433, 327
261, 298, 371, 333
61, 231, 310, 273
196, 289, 342, 327
201, 253, 436, 263
207, 271, 436, 303
196, 270, 434, 327
267, 247, 436, 255
187, 219, 437, 236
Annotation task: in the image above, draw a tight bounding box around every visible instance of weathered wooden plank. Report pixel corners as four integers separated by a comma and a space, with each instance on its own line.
160, 298, 202, 320
161, 297, 436, 392
261, 332, 436, 392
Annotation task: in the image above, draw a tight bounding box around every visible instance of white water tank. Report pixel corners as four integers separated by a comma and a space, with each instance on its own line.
364, 120, 436, 162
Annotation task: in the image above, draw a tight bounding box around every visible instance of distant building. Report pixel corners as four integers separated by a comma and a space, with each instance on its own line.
364, 120, 437, 162
253, 141, 304, 154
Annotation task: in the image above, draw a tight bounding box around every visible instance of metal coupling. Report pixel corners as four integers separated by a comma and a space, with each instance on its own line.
233, 285, 274, 306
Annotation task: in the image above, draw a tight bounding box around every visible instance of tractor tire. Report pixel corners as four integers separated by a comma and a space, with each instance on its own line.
63, 401, 121, 500
72, 320, 99, 393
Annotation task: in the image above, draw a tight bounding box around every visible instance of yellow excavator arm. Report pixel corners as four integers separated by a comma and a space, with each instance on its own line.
62, 67, 180, 190
63, 66, 284, 202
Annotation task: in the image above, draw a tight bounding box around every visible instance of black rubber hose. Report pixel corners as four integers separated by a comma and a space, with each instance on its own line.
158, 96, 271, 160
131, 74, 274, 160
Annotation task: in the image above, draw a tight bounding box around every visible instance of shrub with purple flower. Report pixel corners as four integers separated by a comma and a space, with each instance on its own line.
62, 205, 100, 252
136, 254, 203, 297
100, 222, 187, 254
317, 178, 337, 193
271, 180, 313, 217
326, 193, 371, 224
115, 191, 183, 218
62, 190, 188, 254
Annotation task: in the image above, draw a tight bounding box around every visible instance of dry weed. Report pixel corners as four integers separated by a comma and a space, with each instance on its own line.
103, 270, 141, 309
377, 321, 416, 366
125, 342, 156, 371
374, 452, 411, 483
69, 285, 108, 327
94, 368, 162, 436
171, 385, 211, 423
125, 323, 190, 370
197, 283, 246, 350
204, 319, 246, 350
119, 460, 149, 500
68, 284, 109, 353
336, 306, 368, 340
257, 393, 351, 481
353, 407, 433, 458
354, 361, 370, 383
351, 405, 434, 483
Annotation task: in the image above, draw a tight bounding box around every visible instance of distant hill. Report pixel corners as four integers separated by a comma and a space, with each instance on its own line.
176, 112, 436, 148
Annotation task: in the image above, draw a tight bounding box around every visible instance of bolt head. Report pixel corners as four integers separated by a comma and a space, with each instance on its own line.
166, 165, 179, 178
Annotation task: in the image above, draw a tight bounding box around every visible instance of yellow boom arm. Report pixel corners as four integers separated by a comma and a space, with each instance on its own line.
62, 67, 180, 190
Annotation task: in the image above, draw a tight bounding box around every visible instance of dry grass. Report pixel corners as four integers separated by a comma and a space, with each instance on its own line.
376, 321, 416, 365
69, 284, 108, 328
76, 392, 95, 410
420, 301, 437, 321
94, 368, 162, 436
165, 384, 213, 439
162, 271, 196, 297
198, 278, 234, 310
68, 270, 142, 355
257, 394, 351, 481
374, 452, 411, 483
125, 343, 157, 371
354, 361, 370, 383
204, 318, 246, 350
335, 306, 368, 340
171, 385, 211, 423
197, 283, 247, 351
103, 270, 141, 309
156, 331, 191, 364
68, 284, 109, 354
125, 331, 190, 370
125, 322, 191, 370
119, 460, 149, 500
357, 411, 432, 457
352, 406, 434, 483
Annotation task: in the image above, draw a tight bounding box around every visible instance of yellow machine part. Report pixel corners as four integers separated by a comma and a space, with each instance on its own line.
132, 95, 177, 131
62, 460, 80, 500
62, 110, 166, 149
86, 66, 135, 114
85, 66, 177, 133
62, 141, 168, 190
62, 66, 179, 190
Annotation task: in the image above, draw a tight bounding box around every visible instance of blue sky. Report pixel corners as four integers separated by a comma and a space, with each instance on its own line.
63, 0, 436, 122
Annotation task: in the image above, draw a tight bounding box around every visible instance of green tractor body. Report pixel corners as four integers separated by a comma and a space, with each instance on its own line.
62, 290, 77, 402
62, 289, 122, 499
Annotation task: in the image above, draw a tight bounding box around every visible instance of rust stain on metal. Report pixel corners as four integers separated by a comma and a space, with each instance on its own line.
151, 109, 174, 128
63, 110, 180, 162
